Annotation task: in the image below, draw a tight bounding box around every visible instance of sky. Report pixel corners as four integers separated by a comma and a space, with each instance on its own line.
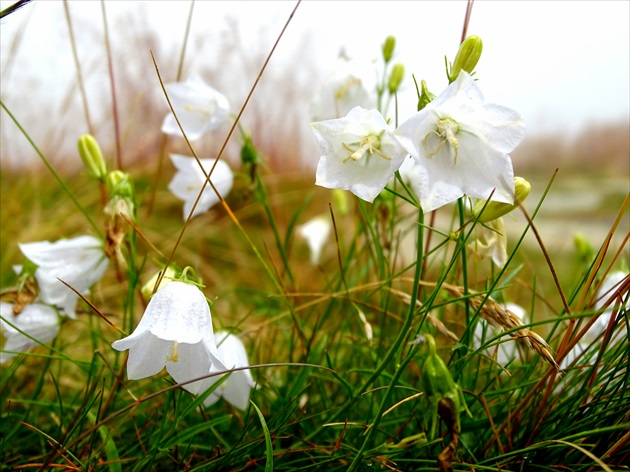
1, 0, 629, 166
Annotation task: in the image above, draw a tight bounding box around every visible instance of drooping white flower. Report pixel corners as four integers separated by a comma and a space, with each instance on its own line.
475, 302, 525, 365
19, 236, 108, 319
161, 74, 230, 141
1, 302, 60, 363
470, 218, 508, 267
112, 281, 226, 395
203, 331, 255, 410
297, 215, 332, 265
312, 106, 408, 203
394, 72, 526, 212
168, 154, 234, 220
311, 58, 375, 121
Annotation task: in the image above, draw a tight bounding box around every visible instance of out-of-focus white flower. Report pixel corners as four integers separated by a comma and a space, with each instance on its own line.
297, 215, 332, 265
394, 72, 526, 212
475, 302, 525, 365
203, 331, 255, 410
311, 58, 375, 122
168, 154, 234, 220
1, 302, 60, 363
19, 236, 108, 319
161, 74, 230, 140
470, 218, 508, 267
312, 106, 407, 203
112, 281, 226, 395
560, 271, 628, 370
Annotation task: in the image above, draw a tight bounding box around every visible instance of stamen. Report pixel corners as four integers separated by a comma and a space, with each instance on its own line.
341, 133, 391, 163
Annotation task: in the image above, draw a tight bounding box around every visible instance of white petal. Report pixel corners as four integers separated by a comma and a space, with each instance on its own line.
167, 341, 217, 394
202, 331, 254, 409
19, 236, 108, 318
122, 333, 173, 380
168, 154, 234, 220
162, 74, 230, 140
1, 302, 60, 363
297, 216, 332, 265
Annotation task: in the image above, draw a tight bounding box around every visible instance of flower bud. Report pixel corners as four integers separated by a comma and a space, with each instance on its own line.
78, 134, 107, 181
573, 232, 594, 263
449, 35, 483, 82
332, 189, 349, 216
240, 132, 260, 166
382, 36, 396, 63
105, 171, 134, 200
473, 176, 531, 223
141, 266, 177, 301
387, 63, 405, 95
417, 80, 435, 111
419, 334, 466, 438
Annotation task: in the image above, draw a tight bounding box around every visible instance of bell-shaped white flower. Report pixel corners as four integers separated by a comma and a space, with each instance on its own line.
312, 106, 408, 203
19, 236, 108, 319
394, 72, 526, 212
112, 281, 226, 395
470, 218, 508, 267
203, 331, 255, 410
311, 58, 375, 121
297, 215, 332, 265
168, 154, 234, 220
1, 302, 60, 363
161, 74, 230, 141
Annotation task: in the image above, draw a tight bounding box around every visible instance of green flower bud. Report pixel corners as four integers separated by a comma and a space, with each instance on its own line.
141, 266, 177, 301
387, 63, 405, 95
241, 132, 260, 166
419, 334, 468, 438
473, 176, 531, 223
105, 170, 134, 200
417, 80, 435, 111
573, 232, 594, 262
449, 35, 483, 82
78, 134, 107, 181
332, 189, 349, 216
382, 36, 396, 63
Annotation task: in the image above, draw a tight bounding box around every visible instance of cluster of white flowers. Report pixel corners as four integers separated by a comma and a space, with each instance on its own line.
112, 280, 255, 410
161, 75, 235, 221
312, 72, 526, 212
1, 235, 108, 362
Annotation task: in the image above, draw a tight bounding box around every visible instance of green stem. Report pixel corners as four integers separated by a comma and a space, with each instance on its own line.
347, 207, 424, 471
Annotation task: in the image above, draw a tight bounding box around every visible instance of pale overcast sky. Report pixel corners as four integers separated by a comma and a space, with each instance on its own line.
1, 1, 628, 165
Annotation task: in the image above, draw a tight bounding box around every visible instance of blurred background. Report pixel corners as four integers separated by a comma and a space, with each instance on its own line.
1, 0, 628, 171
0, 0, 628, 305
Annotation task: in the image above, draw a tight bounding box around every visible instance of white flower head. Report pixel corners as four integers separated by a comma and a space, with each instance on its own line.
1, 302, 60, 363
203, 331, 255, 410
395, 72, 526, 212
112, 281, 227, 395
168, 154, 234, 220
311, 58, 375, 121
19, 235, 108, 319
161, 74, 230, 141
312, 106, 408, 203
297, 215, 332, 265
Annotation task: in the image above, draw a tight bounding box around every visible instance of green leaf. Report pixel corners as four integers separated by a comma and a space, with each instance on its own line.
250, 400, 273, 472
